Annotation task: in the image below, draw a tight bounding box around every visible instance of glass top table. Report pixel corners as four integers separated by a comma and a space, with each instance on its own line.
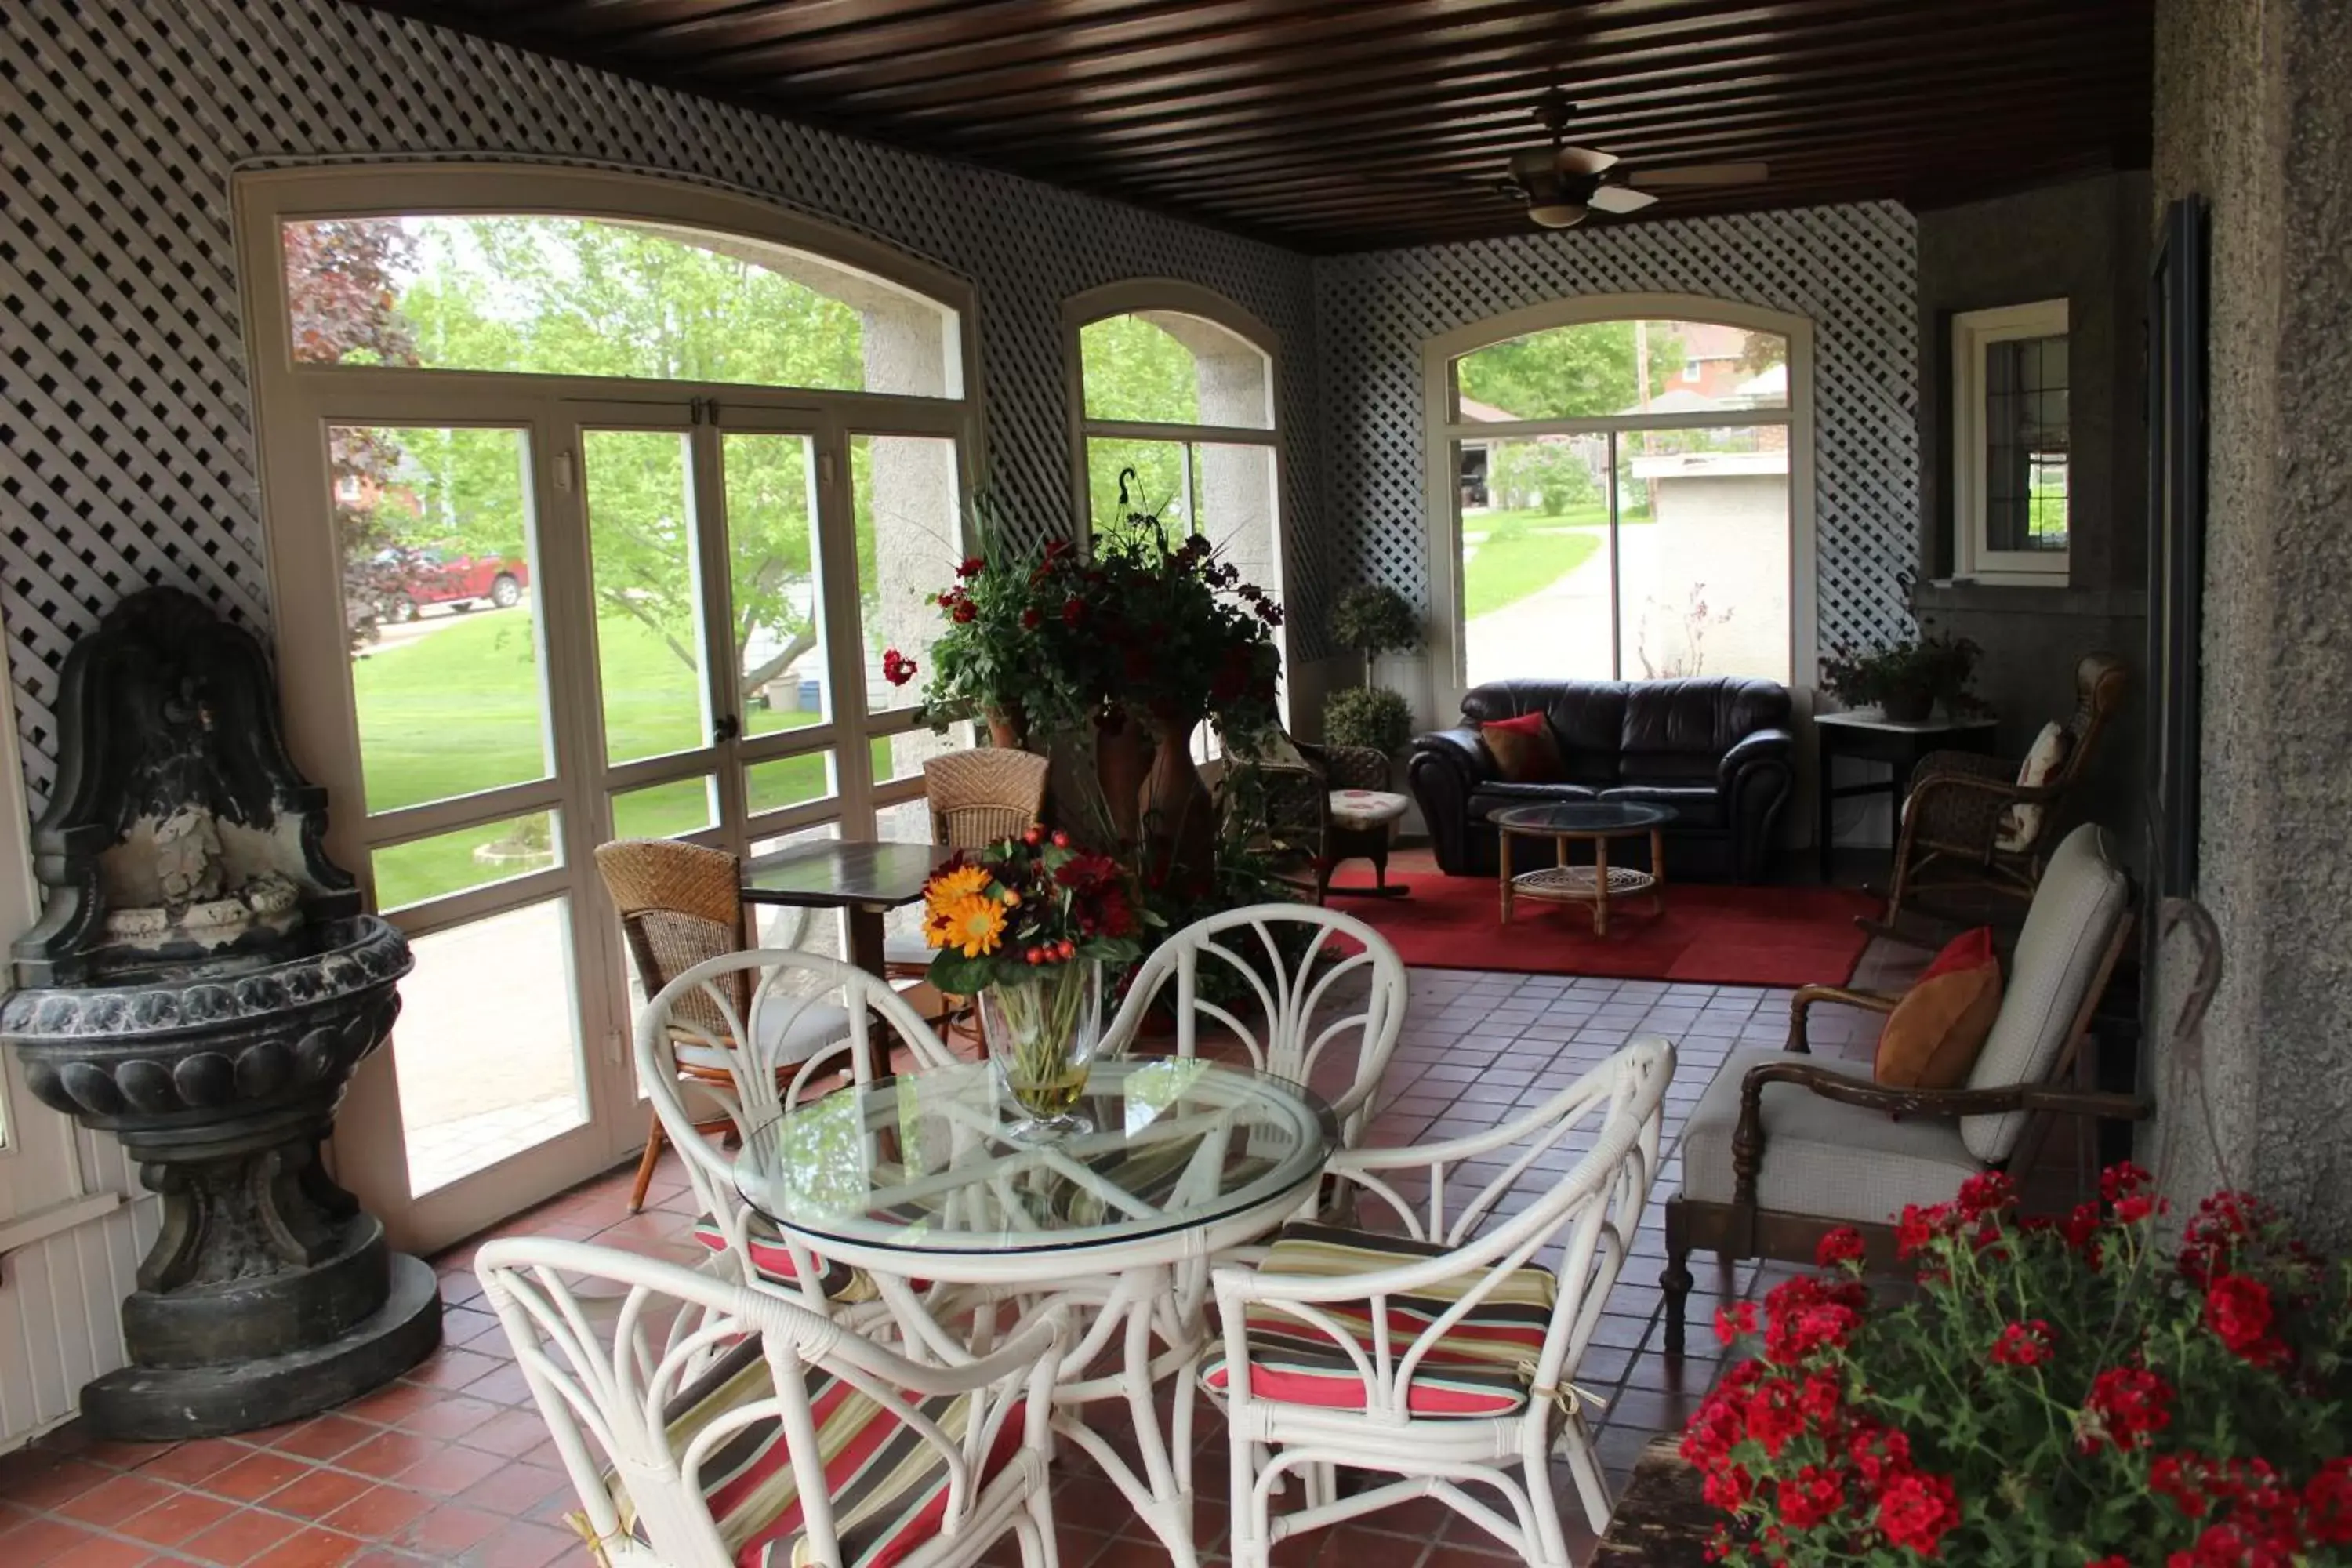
1492, 802, 1671, 935
1490, 801, 1673, 834
734, 1057, 1338, 1265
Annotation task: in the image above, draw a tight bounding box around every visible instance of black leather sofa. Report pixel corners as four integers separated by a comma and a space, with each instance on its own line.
1408, 677, 1795, 882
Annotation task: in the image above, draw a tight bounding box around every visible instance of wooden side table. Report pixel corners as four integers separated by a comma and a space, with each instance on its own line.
1814, 710, 1998, 880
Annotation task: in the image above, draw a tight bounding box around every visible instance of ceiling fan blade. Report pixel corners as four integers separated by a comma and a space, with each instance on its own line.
1552, 145, 1619, 179
1629, 161, 1770, 187
1589, 184, 1659, 215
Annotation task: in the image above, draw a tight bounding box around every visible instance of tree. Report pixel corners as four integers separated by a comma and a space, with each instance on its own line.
1080, 317, 1200, 539
1457, 320, 1682, 419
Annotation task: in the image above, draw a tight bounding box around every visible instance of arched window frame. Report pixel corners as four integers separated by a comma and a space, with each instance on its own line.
1421, 293, 1817, 718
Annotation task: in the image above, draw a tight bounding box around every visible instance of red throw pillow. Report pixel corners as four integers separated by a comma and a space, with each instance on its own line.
1874, 927, 2003, 1091
1480, 711, 1566, 782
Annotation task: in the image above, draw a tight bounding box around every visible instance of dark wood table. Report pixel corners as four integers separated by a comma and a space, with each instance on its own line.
1590, 1436, 1715, 1566
1815, 710, 1999, 880
739, 839, 950, 978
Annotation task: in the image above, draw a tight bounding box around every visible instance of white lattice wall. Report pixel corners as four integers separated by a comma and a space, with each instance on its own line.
0, 0, 1322, 811
1314, 205, 1921, 655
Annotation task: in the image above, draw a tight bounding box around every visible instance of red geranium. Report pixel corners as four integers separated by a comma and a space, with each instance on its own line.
1773, 1467, 1845, 1530
1956, 1170, 2017, 1218
2203, 1274, 2288, 1367
2078, 1366, 2173, 1454
1816, 1228, 1867, 1269
1875, 1470, 1961, 1556
1989, 1319, 2054, 1368
880, 648, 918, 686
2305, 1457, 2352, 1544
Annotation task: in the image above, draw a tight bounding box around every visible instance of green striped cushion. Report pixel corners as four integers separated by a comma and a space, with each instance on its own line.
1199, 1222, 1558, 1419
688, 1214, 870, 1302
582, 1338, 1017, 1568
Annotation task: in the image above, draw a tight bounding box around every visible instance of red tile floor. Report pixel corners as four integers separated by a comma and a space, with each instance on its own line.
0, 942, 1944, 1568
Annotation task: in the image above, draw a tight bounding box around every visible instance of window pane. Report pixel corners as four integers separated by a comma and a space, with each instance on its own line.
1080, 311, 1271, 429
1985, 332, 2070, 554
371, 810, 560, 913
871, 724, 971, 790
584, 430, 711, 767
611, 776, 717, 840
1454, 319, 1787, 421
1460, 436, 1613, 688
723, 433, 833, 737
746, 752, 834, 818
1614, 428, 1791, 684
1087, 437, 1191, 538
336, 424, 553, 815
397, 899, 586, 1195
283, 216, 960, 397
853, 434, 963, 716
1189, 442, 1280, 602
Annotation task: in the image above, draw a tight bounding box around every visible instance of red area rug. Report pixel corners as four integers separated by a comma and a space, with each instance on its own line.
1343, 866, 1880, 986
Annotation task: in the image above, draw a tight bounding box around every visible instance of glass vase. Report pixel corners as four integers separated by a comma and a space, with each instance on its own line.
978, 960, 1105, 1139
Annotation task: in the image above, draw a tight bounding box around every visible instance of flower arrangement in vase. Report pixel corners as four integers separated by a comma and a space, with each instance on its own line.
1684, 1163, 2352, 1565
920, 828, 1150, 1138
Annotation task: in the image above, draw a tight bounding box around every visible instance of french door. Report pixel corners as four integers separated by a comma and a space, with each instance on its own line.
257, 382, 967, 1251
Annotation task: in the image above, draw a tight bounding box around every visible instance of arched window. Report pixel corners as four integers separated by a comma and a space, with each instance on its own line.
241, 165, 978, 1243
1425, 298, 1813, 704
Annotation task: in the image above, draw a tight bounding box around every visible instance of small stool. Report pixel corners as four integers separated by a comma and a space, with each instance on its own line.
1321, 789, 1410, 900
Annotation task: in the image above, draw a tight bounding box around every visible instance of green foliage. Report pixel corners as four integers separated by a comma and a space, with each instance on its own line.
1690, 1172, 2352, 1566
1323, 686, 1413, 756
1457, 320, 1682, 420
1328, 584, 1420, 661
1817, 633, 1985, 713
1486, 440, 1599, 515
1080, 315, 1199, 424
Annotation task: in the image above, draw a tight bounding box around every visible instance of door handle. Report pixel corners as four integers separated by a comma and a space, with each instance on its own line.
713, 713, 742, 743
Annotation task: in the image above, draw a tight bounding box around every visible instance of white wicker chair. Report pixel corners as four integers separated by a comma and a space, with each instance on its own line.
1102, 904, 1409, 1152
636, 949, 959, 1310
1202, 1036, 1675, 1568
475, 1237, 1066, 1568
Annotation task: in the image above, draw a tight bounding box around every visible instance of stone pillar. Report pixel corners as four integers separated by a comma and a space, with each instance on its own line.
2147, 0, 2352, 1245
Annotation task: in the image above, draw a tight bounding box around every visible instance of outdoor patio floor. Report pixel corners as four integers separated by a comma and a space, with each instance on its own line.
0, 946, 1950, 1568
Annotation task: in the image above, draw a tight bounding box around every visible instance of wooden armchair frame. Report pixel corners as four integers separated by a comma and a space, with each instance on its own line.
1661, 915, 2145, 1355
1255, 738, 1401, 902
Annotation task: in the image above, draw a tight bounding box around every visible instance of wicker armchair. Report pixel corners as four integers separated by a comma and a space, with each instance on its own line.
1258, 739, 1410, 902
1882, 652, 2128, 927
920, 747, 1050, 848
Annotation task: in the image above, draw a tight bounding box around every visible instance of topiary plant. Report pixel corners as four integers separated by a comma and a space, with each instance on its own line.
1329, 584, 1420, 688
1323, 685, 1414, 757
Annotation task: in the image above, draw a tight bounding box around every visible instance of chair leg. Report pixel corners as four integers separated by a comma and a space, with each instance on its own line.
1229, 1430, 1270, 1568
1662, 1203, 1695, 1357
1019, 1485, 1059, 1568
1555, 1410, 1614, 1538
626, 1111, 667, 1214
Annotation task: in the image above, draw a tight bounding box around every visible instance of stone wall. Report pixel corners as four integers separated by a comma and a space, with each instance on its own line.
2147, 0, 2352, 1245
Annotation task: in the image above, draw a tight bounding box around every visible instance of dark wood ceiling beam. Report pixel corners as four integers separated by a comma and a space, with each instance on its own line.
916, 2, 2133, 150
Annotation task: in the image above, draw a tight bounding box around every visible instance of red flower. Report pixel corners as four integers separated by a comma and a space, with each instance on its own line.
2167, 1524, 2296, 1568
2151, 1454, 2216, 1519
1874, 1470, 1960, 1556
2076, 1366, 2173, 1453
1816, 1227, 1867, 1269
1847, 1421, 1911, 1487
955, 555, 985, 579
1062, 596, 1086, 626
1714, 1301, 1757, 1347
1896, 1203, 1952, 1259
2202, 1274, 2288, 1366
2305, 1457, 2352, 1545
1956, 1170, 2017, 1217
880, 648, 919, 687
2100, 1160, 2152, 1202
1742, 1376, 1806, 1457
1021, 608, 1042, 630
1796, 1370, 1842, 1422
1700, 1464, 1755, 1512
2113, 1192, 2163, 1225
1774, 1465, 1846, 1530
1988, 1319, 2053, 1368
2180, 1189, 2273, 1286
2061, 1201, 2103, 1250
952, 600, 977, 623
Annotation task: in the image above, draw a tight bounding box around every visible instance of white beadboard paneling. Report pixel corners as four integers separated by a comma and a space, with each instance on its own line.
0, 1126, 154, 1451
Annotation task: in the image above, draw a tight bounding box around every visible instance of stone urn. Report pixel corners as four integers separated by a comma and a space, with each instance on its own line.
0, 588, 437, 1439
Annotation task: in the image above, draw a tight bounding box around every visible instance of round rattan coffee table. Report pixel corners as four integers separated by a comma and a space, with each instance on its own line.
1492, 801, 1671, 935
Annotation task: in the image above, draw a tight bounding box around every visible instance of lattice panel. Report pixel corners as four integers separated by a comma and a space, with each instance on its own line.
1314, 204, 1921, 655
0, 0, 1322, 810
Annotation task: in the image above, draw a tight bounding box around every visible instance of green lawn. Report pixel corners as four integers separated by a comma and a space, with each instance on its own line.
1463, 528, 1601, 620
356, 610, 841, 909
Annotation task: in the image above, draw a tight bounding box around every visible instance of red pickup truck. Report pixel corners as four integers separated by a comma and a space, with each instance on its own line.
377, 550, 528, 621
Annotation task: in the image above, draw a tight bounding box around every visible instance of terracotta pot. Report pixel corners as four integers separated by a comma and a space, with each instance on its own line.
1141, 710, 1215, 895
1094, 707, 1149, 846
985, 703, 1026, 750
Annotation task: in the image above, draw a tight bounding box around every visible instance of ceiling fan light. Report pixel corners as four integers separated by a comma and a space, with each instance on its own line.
1528, 201, 1588, 229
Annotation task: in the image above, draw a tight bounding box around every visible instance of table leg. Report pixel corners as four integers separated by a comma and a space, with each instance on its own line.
1651, 826, 1668, 915
1498, 830, 1514, 924
1050, 1263, 1203, 1567
846, 904, 887, 978
1817, 734, 1836, 882
1593, 836, 1611, 936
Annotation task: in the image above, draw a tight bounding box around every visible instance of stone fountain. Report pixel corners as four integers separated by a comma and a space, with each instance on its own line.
0, 588, 439, 1439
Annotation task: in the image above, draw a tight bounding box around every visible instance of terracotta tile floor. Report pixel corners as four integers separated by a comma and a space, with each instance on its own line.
0, 940, 1944, 1568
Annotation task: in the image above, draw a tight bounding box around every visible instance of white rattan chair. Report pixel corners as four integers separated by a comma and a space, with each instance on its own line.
1201, 1036, 1675, 1568
475, 1236, 1066, 1568
637, 949, 959, 1310
1102, 903, 1409, 1153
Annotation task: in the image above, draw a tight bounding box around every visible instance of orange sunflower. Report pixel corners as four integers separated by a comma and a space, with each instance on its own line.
935, 894, 1006, 959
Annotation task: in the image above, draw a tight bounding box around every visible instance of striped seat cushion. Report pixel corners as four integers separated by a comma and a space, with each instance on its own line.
689, 1214, 870, 1302
1198, 1222, 1558, 1419
583, 1338, 1018, 1568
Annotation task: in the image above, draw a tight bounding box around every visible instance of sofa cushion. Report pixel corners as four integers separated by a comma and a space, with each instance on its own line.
1620, 678, 1794, 783
1464, 681, 1624, 787
1874, 927, 2002, 1091
1682, 1047, 1982, 1222
1479, 712, 1565, 782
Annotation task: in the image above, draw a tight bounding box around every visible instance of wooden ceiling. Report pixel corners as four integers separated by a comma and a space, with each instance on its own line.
358, 0, 2156, 252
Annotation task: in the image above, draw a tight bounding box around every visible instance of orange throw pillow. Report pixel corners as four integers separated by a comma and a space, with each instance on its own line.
1874, 927, 2003, 1091
1480, 712, 1566, 782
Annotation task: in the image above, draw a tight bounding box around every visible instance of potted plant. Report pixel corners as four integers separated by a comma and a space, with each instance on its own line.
1817, 632, 1984, 723
1684, 1164, 2352, 1565
907, 513, 1097, 750
1329, 583, 1420, 689
1322, 686, 1414, 757
917, 828, 1149, 1138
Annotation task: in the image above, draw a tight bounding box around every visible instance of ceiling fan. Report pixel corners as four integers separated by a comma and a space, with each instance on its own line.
1490, 89, 1769, 229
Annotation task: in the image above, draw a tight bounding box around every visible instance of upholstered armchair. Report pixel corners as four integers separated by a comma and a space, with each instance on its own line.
1661, 824, 2146, 1354
1882, 652, 2128, 926
1252, 736, 1410, 900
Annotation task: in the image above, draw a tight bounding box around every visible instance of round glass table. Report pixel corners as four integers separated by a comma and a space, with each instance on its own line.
733, 1057, 1337, 1567
1491, 800, 1672, 935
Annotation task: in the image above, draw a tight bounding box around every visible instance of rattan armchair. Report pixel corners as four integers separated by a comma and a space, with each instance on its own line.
1881, 651, 2128, 927
1256, 738, 1408, 902
920, 746, 1050, 848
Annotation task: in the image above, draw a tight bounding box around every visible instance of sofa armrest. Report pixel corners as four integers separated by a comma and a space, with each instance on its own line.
1717, 726, 1795, 788
1410, 727, 1496, 786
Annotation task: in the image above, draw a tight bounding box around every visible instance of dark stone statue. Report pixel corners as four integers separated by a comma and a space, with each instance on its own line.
0, 587, 440, 1439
